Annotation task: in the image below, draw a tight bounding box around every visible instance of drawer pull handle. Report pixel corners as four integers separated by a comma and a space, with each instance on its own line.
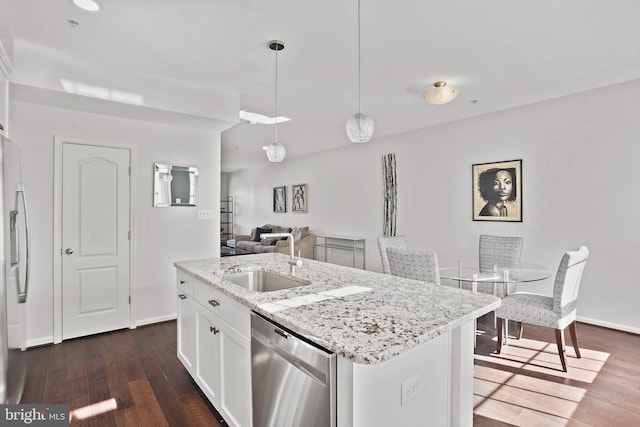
209, 326, 219, 335
178, 294, 187, 300
180, 280, 186, 284
208, 299, 220, 307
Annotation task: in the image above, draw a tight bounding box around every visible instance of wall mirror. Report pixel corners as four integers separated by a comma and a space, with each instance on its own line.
153, 163, 199, 207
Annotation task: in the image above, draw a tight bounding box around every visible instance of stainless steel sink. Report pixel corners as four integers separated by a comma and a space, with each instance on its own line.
222, 270, 310, 292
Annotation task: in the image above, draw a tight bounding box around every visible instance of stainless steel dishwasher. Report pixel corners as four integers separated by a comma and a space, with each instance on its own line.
251, 312, 336, 427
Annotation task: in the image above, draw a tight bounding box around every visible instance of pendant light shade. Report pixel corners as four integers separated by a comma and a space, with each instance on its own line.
263, 40, 287, 162
424, 81, 459, 105
346, 0, 374, 143
263, 141, 286, 162
346, 112, 374, 143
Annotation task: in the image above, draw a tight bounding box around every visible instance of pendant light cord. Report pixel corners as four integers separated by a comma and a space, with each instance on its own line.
275, 43, 279, 142
357, 0, 362, 114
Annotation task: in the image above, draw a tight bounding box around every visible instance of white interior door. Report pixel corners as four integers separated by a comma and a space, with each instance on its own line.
62, 143, 131, 340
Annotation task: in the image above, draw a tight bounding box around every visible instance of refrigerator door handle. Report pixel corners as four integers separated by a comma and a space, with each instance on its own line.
14, 183, 30, 304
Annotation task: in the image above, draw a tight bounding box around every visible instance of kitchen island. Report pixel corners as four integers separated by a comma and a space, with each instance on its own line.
175, 253, 500, 427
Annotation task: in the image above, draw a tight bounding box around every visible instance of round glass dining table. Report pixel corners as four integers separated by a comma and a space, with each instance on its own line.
438, 256, 552, 344
438, 256, 553, 296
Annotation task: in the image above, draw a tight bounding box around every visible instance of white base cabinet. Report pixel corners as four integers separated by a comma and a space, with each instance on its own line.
177, 270, 252, 427
177, 272, 195, 374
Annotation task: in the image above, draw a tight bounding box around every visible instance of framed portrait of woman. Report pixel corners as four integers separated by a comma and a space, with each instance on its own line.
472, 159, 522, 222
273, 186, 286, 213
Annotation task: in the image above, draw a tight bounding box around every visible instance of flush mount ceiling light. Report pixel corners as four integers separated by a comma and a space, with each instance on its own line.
346, 0, 374, 143
424, 81, 459, 105
263, 40, 287, 162
72, 0, 100, 12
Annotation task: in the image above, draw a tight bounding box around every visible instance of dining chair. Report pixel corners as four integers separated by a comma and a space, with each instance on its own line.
495, 246, 589, 372
386, 247, 441, 285
478, 234, 524, 297
377, 236, 408, 274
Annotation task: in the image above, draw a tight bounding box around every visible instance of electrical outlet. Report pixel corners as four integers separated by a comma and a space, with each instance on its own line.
198, 210, 214, 220
401, 374, 420, 405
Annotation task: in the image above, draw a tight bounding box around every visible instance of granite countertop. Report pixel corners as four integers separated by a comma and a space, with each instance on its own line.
174, 253, 500, 364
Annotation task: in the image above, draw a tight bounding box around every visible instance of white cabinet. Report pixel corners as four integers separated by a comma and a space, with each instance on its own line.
218, 316, 251, 427
177, 272, 195, 374
176, 270, 252, 427
195, 304, 222, 406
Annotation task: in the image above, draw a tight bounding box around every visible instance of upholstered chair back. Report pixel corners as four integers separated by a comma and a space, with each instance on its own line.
377, 236, 408, 274
386, 247, 440, 285
479, 234, 524, 271
552, 246, 589, 317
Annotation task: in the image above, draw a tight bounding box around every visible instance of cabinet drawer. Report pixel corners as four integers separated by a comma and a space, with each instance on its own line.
194, 279, 250, 338
177, 270, 194, 295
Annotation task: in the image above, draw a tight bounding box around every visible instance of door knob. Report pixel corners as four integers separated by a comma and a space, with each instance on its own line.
65, 248, 74, 254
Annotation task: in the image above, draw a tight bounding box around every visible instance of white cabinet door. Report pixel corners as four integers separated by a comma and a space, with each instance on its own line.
220, 321, 252, 427
177, 291, 195, 373
195, 303, 222, 407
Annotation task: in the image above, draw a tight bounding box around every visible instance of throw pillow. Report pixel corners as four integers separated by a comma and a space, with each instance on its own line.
290, 227, 302, 241
260, 237, 279, 246
254, 227, 272, 242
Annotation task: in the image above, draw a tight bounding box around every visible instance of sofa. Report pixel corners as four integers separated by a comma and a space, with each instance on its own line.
235, 224, 316, 259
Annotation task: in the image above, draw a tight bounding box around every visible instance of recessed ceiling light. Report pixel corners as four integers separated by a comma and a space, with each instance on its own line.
72, 0, 100, 12
239, 110, 290, 125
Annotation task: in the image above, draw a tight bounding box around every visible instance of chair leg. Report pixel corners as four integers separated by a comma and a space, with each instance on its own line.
568, 321, 581, 359
555, 328, 568, 372
496, 317, 504, 354
516, 322, 523, 339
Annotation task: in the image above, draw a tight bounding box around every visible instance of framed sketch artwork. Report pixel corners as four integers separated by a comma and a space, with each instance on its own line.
273, 186, 286, 213
291, 183, 308, 213
472, 159, 522, 222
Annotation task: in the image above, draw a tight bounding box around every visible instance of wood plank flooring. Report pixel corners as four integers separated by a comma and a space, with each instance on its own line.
473, 315, 640, 426
20, 317, 640, 426
21, 321, 224, 427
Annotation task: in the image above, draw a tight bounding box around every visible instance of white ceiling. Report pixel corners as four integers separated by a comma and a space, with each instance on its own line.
1, 0, 639, 172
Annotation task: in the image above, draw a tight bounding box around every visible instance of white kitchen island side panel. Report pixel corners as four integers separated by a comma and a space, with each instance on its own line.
337, 319, 474, 427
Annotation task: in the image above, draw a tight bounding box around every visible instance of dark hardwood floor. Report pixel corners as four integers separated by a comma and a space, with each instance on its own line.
21, 321, 224, 427
473, 315, 640, 426
21, 317, 640, 426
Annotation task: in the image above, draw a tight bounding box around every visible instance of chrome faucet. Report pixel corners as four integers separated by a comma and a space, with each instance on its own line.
260, 232, 303, 276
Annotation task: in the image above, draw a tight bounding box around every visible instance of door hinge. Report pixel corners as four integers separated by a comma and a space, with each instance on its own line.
129, 295, 131, 304
128, 231, 131, 240
128, 166, 132, 176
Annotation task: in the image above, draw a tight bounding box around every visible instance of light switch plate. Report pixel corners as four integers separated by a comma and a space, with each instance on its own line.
198, 210, 214, 220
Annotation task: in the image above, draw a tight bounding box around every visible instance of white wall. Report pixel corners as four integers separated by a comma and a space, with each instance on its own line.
10, 100, 222, 346
229, 79, 640, 333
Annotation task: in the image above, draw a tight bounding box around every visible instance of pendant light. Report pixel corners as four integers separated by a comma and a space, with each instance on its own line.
263, 40, 286, 162
346, 0, 374, 143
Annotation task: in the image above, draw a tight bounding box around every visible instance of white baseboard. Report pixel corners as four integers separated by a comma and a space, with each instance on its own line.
26, 315, 177, 349
136, 313, 177, 327
577, 316, 640, 335
26, 336, 54, 348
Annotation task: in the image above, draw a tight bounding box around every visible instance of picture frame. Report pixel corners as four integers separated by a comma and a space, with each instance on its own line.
291, 183, 308, 213
273, 186, 286, 213
472, 159, 522, 222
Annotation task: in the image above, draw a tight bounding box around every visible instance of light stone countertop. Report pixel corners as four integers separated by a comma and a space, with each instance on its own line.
174, 253, 501, 364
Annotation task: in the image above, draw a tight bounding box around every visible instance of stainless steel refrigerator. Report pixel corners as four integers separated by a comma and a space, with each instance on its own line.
0, 135, 30, 404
